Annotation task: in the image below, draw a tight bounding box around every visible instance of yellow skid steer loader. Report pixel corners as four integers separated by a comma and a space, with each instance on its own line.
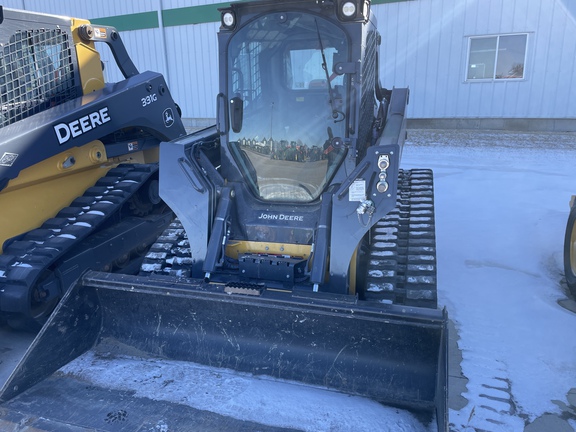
0, 6, 186, 330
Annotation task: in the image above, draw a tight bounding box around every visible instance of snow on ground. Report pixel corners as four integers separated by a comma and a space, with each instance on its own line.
402, 130, 576, 431
59, 350, 433, 432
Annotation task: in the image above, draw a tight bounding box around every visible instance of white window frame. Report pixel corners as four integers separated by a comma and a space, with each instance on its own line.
466, 33, 528, 82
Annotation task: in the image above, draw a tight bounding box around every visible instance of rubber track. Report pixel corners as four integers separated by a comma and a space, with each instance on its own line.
139, 220, 193, 278
140, 169, 437, 310
0, 164, 159, 312
364, 168, 437, 308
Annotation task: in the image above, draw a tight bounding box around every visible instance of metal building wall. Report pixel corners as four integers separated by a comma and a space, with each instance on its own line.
373, 0, 576, 124
2, 0, 575, 129
161, 26, 219, 119
150, 0, 223, 121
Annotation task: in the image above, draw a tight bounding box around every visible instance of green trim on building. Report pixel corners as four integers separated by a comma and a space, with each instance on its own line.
162, 2, 230, 27
91, 0, 412, 31
91, 11, 159, 32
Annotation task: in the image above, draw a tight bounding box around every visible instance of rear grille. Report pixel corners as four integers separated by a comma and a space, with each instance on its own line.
0, 28, 78, 128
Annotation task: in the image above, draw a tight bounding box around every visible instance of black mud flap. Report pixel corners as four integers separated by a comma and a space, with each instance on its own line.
0, 270, 448, 431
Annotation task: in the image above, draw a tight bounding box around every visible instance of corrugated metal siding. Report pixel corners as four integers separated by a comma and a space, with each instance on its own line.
153, 0, 234, 118
374, 0, 576, 119
536, 2, 576, 118
163, 23, 219, 119
2, 0, 575, 121
1, 1, 25, 10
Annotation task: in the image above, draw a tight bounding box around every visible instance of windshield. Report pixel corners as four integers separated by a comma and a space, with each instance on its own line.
227, 12, 349, 202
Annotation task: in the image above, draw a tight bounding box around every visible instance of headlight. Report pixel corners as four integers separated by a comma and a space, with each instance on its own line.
337, 0, 369, 21
222, 11, 235, 29
342, 2, 356, 17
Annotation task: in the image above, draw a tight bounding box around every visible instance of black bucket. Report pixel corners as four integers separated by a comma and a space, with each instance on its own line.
1, 270, 448, 431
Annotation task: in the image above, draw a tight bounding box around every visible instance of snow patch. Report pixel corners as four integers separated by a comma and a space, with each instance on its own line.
58, 234, 77, 240
73, 222, 92, 228
59, 351, 432, 432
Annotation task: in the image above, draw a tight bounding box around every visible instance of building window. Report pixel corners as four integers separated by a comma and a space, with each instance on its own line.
467, 34, 527, 80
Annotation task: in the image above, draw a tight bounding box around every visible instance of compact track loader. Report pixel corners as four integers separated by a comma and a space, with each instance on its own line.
0, 7, 186, 330
1, 1, 448, 430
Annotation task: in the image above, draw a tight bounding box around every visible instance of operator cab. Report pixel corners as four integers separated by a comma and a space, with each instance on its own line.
224, 10, 350, 203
